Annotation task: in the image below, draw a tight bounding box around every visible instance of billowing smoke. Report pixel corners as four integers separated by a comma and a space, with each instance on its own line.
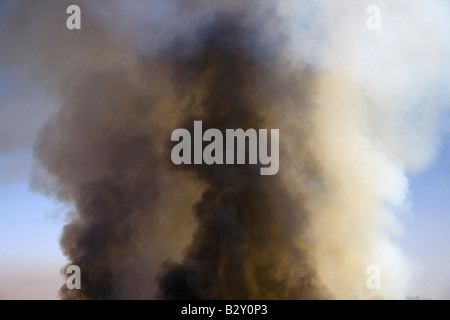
155, 12, 326, 299
2, 0, 450, 299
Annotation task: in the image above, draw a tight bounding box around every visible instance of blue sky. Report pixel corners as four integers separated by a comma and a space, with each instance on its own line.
0, 67, 67, 299
0, 181, 67, 299
399, 137, 450, 299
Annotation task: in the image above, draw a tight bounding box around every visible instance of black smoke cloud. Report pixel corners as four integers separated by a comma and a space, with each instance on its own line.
22, 1, 327, 299
156, 12, 325, 299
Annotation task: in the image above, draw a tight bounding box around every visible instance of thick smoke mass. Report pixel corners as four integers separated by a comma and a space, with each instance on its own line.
34, 3, 326, 300
156, 13, 325, 299
2, 0, 450, 299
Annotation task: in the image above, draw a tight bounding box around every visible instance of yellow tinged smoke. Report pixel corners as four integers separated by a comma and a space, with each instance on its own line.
309, 71, 410, 299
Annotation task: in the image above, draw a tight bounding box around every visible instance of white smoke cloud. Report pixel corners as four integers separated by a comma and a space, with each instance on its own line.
277, 0, 450, 298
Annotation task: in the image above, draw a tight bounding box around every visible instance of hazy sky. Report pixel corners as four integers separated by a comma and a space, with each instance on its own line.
1, 0, 450, 299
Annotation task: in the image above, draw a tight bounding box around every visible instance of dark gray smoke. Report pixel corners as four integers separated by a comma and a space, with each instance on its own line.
28, 3, 327, 299
35, 66, 171, 299
156, 12, 325, 299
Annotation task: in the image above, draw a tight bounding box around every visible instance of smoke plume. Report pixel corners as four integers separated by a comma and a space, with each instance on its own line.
155, 11, 326, 299
2, 0, 450, 299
